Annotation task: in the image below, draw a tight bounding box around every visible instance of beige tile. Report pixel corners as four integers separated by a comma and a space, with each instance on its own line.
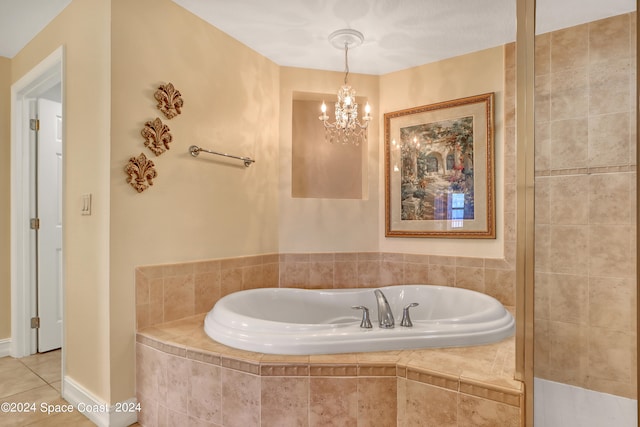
405, 381, 457, 426
334, 261, 357, 288
428, 264, 455, 287
549, 118, 588, 170
261, 377, 309, 427
357, 261, 380, 287
535, 122, 551, 173
0, 362, 48, 398
548, 175, 589, 225
535, 73, 551, 124
221, 369, 260, 427
588, 112, 630, 168
589, 57, 631, 116
25, 409, 97, 426
403, 262, 429, 284
220, 268, 242, 297
242, 265, 264, 290
589, 277, 635, 331
357, 377, 397, 427
547, 321, 588, 384
0, 384, 66, 427
588, 173, 632, 224
280, 262, 309, 288
308, 261, 334, 289
534, 273, 551, 320
458, 393, 520, 427
550, 23, 588, 72
484, 269, 515, 306
535, 32, 550, 76
194, 271, 221, 314
589, 14, 631, 65
588, 327, 635, 383
588, 225, 634, 277
548, 225, 588, 275
309, 377, 357, 427
162, 354, 190, 413
550, 68, 588, 121
534, 225, 550, 273
455, 266, 484, 293
188, 360, 221, 425
547, 273, 588, 324
379, 261, 404, 286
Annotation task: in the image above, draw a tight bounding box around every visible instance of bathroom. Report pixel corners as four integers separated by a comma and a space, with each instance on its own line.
0, 0, 636, 425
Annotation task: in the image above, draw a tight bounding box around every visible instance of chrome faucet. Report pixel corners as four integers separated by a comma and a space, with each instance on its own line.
374, 289, 395, 328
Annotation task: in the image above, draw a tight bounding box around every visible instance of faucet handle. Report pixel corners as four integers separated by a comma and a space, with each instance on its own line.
352, 306, 373, 329
400, 302, 419, 327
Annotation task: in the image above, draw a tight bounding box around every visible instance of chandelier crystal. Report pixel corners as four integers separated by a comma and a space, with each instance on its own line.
319, 29, 371, 145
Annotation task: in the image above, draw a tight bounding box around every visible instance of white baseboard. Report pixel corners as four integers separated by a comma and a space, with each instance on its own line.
63, 376, 138, 427
0, 338, 11, 357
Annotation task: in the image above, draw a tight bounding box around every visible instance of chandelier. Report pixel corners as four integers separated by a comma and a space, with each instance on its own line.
319, 29, 371, 145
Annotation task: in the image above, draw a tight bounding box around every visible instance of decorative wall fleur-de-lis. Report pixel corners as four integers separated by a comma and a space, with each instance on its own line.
125, 153, 158, 193
141, 117, 172, 156
154, 82, 183, 119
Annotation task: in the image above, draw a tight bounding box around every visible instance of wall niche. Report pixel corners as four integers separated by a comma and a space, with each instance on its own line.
291, 93, 366, 199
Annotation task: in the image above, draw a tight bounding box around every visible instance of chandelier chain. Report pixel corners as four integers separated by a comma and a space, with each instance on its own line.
343, 43, 349, 85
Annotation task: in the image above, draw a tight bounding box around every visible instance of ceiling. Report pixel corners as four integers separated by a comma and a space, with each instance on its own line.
0, 0, 635, 74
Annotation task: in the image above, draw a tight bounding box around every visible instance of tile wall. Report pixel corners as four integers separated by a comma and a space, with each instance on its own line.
135, 250, 517, 331
534, 12, 637, 399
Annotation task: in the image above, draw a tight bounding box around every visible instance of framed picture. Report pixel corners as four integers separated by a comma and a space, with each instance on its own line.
384, 93, 495, 238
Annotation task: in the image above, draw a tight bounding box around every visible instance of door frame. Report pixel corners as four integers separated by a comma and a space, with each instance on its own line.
10, 46, 65, 358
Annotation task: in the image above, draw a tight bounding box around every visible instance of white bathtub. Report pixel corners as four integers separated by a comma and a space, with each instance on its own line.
204, 285, 515, 355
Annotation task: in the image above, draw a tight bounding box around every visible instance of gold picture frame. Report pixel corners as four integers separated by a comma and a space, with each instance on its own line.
384, 93, 495, 238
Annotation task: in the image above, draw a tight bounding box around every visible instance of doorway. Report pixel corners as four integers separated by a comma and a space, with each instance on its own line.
10, 47, 64, 358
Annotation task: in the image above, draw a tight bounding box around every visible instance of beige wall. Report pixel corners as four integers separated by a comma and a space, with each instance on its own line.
534, 13, 637, 399
379, 47, 506, 259
279, 67, 380, 252
109, 0, 280, 402
0, 56, 10, 340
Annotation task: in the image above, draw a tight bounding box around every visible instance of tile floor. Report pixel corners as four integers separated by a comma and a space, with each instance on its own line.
0, 350, 139, 426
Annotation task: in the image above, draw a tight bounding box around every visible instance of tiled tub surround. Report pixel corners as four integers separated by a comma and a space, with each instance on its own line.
135, 253, 521, 426
135, 251, 516, 331
136, 314, 522, 427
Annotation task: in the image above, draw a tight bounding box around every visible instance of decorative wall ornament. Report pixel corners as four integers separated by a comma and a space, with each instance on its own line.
141, 117, 172, 156
125, 152, 158, 193
154, 82, 183, 119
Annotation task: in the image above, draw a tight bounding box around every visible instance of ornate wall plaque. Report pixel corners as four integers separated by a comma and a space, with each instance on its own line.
154, 82, 183, 119
141, 117, 172, 156
125, 153, 158, 193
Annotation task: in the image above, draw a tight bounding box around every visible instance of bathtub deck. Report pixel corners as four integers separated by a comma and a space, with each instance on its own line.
136, 312, 523, 426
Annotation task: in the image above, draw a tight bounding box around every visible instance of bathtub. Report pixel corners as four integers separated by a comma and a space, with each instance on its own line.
204, 285, 515, 355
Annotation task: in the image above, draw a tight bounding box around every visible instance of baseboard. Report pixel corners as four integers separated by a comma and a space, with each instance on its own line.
0, 338, 11, 357
63, 376, 138, 427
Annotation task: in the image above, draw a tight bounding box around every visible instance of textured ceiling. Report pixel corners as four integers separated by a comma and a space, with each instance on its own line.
0, 0, 636, 75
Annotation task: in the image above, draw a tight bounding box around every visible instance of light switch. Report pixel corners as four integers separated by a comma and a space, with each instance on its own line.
81, 194, 92, 216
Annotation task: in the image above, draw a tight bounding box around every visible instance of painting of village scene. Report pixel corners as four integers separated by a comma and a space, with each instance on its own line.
399, 116, 474, 224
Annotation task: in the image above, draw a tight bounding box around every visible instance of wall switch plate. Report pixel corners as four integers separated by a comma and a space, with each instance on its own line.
81, 193, 92, 216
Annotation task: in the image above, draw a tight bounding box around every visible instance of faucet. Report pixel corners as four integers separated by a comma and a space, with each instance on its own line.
374, 289, 395, 328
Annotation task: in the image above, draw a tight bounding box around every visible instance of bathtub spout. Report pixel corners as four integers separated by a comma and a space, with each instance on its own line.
374, 289, 395, 328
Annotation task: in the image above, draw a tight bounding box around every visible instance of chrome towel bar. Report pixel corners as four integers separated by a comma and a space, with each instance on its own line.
188, 145, 255, 167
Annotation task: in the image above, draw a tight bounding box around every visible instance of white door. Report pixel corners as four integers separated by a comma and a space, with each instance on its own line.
36, 98, 63, 352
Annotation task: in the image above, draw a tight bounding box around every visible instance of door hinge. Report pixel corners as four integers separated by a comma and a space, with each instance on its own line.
29, 119, 40, 131
31, 317, 40, 329
30, 218, 40, 230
